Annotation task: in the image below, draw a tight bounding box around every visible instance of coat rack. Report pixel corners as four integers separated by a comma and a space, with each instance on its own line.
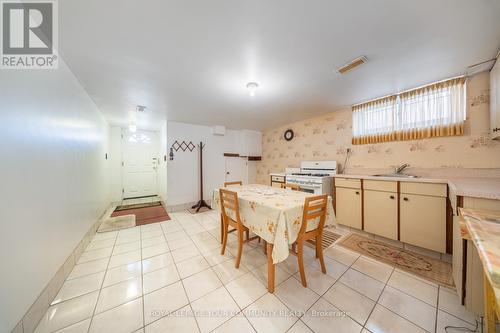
191, 141, 211, 212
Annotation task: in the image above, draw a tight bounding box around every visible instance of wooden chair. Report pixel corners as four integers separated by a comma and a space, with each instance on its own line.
224, 181, 243, 187
219, 181, 244, 244
219, 189, 258, 268
281, 183, 300, 191
291, 194, 328, 287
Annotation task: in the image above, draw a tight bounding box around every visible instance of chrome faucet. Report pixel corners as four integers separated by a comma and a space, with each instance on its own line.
394, 163, 410, 174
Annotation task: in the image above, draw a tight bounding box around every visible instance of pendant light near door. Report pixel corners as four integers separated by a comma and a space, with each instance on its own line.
246, 82, 259, 96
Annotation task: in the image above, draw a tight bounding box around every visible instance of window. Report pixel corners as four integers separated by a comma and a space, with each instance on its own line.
352, 77, 466, 144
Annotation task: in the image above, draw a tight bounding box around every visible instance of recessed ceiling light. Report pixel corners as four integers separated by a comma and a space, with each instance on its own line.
337, 56, 367, 74
246, 82, 259, 96
129, 123, 137, 132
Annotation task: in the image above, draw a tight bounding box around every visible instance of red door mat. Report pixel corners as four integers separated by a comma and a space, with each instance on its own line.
111, 204, 171, 226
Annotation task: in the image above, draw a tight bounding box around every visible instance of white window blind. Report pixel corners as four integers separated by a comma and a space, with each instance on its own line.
352, 77, 466, 144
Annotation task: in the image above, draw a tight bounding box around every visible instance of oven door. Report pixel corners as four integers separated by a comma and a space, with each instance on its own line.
298, 183, 322, 194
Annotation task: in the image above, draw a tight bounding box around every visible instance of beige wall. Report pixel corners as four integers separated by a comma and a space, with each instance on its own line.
257, 72, 500, 184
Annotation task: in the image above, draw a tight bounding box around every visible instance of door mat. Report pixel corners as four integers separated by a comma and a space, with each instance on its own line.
305, 230, 343, 249
111, 204, 170, 226
337, 233, 454, 288
98, 215, 136, 233
115, 201, 162, 211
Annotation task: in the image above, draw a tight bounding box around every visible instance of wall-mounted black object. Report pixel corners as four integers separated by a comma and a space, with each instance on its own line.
169, 148, 174, 161
191, 142, 211, 213
164, 155, 167, 162
284, 129, 294, 141
105, 153, 108, 160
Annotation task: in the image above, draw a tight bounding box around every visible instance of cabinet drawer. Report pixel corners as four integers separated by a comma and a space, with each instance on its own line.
463, 197, 500, 210
271, 175, 285, 182
364, 180, 397, 192
400, 182, 447, 197
335, 178, 361, 189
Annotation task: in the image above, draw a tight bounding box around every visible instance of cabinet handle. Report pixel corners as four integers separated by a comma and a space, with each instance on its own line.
355, 191, 360, 195
403, 197, 409, 201
390, 195, 395, 199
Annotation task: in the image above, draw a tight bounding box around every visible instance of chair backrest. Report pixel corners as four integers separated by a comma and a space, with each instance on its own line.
224, 181, 243, 187
219, 188, 242, 226
300, 194, 328, 234
281, 183, 300, 191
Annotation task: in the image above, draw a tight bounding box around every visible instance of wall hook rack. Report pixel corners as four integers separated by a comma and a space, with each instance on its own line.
171, 140, 196, 152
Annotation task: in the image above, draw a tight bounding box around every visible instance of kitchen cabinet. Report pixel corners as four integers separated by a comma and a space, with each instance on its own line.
400, 182, 447, 253
334, 177, 449, 252
336, 186, 362, 229
270, 175, 285, 188
491, 58, 500, 140
364, 180, 398, 240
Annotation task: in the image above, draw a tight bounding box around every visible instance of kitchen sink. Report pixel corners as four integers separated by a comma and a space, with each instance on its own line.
372, 174, 419, 178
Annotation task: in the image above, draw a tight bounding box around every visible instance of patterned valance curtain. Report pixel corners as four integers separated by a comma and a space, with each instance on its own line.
352, 77, 466, 145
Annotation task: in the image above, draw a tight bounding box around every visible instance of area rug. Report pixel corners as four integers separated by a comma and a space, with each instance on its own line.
305, 230, 343, 249
115, 201, 162, 211
111, 204, 170, 226
98, 215, 136, 233
337, 233, 454, 288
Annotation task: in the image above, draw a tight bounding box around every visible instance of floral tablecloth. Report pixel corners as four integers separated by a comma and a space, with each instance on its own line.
212, 184, 336, 264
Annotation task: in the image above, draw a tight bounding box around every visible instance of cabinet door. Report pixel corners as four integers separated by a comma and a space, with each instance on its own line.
364, 190, 398, 240
400, 194, 446, 253
336, 187, 362, 229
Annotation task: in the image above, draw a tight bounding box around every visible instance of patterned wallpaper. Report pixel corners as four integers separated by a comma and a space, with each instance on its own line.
257, 72, 500, 184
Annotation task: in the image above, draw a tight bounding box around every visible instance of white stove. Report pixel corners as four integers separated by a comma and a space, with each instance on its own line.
286, 161, 337, 196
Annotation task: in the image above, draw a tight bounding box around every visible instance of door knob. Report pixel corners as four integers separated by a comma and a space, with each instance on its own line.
390, 195, 395, 199
403, 197, 409, 201
355, 191, 360, 195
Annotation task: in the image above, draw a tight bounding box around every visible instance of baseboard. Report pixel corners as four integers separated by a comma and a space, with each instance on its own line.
11, 203, 114, 333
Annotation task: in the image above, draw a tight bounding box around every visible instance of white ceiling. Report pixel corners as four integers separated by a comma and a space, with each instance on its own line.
59, 0, 500, 131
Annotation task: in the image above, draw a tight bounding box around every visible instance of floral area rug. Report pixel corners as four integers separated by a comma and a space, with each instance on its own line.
337, 233, 454, 288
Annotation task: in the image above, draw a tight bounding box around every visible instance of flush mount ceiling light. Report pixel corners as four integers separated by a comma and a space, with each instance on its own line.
337, 56, 367, 74
129, 123, 137, 132
246, 82, 259, 96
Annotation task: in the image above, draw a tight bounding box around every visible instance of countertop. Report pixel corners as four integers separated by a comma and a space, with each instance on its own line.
459, 208, 500, 310
333, 174, 500, 200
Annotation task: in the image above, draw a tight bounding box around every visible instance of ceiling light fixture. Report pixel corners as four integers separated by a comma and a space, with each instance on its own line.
246, 82, 259, 96
136, 105, 146, 112
129, 123, 137, 132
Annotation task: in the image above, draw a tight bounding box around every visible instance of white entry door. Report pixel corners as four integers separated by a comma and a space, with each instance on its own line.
122, 129, 159, 198
225, 157, 247, 184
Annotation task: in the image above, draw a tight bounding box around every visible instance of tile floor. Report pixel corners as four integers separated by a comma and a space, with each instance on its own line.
34, 210, 480, 333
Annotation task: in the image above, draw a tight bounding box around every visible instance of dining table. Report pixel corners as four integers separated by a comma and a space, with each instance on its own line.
212, 184, 336, 292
